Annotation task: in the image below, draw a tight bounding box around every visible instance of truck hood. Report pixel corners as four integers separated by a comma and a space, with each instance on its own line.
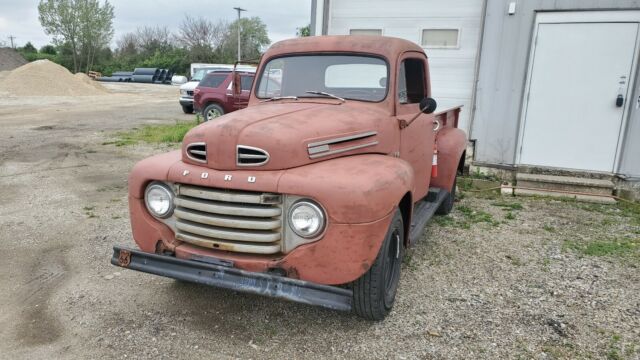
181, 101, 395, 171
180, 81, 200, 91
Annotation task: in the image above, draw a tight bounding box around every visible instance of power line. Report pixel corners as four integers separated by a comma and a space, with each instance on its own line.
8, 35, 16, 48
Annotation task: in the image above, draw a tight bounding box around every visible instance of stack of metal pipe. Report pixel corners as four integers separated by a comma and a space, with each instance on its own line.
97, 68, 175, 84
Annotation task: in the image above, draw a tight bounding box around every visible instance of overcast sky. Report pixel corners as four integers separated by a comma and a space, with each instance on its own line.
0, 0, 311, 49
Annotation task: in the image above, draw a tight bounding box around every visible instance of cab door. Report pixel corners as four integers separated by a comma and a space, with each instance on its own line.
396, 53, 434, 201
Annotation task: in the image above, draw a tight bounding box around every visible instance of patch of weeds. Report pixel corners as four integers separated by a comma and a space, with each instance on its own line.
505, 211, 516, 220
111, 215, 122, 220
541, 257, 551, 272
83, 205, 98, 218
468, 169, 500, 181
458, 177, 474, 191
491, 200, 524, 210
543, 224, 556, 233
505, 254, 522, 266
109, 198, 121, 203
458, 205, 500, 227
108, 120, 200, 146
86, 149, 97, 154
607, 334, 623, 360
433, 215, 455, 227
601, 217, 618, 226
564, 237, 639, 259
402, 252, 419, 272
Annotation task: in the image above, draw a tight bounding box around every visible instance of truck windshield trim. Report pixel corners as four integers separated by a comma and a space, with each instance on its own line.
255, 53, 390, 103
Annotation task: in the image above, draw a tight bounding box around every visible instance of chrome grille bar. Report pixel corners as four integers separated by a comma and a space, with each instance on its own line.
173, 184, 282, 254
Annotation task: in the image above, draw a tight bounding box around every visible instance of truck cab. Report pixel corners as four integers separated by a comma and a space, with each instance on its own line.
114, 36, 467, 320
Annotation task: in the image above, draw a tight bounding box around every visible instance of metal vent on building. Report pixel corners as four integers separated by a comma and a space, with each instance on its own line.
237, 145, 269, 166
186, 142, 207, 163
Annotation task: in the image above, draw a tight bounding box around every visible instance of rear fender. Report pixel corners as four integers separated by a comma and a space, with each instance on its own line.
430, 127, 467, 192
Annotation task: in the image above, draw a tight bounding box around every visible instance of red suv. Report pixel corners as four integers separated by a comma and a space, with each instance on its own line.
193, 70, 255, 121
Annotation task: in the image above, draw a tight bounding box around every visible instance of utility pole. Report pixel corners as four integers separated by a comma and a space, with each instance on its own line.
8, 35, 16, 48
233, 7, 246, 61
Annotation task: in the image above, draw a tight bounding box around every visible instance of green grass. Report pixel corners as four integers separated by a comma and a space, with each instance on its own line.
543, 224, 556, 233
491, 201, 524, 210
564, 237, 639, 259
435, 205, 499, 229
104, 119, 200, 146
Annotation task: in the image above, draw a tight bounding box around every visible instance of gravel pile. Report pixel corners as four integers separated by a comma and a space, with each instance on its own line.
0, 47, 27, 71
0, 60, 108, 96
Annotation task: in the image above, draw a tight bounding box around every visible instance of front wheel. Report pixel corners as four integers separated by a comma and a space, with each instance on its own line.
202, 103, 224, 122
181, 104, 193, 114
352, 209, 404, 320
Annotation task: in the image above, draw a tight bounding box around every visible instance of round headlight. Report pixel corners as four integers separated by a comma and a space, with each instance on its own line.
144, 183, 174, 218
288, 201, 325, 238
180, 89, 187, 95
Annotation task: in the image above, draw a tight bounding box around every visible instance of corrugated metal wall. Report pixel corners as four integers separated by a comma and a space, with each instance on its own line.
472, 0, 640, 178
324, 0, 485, 132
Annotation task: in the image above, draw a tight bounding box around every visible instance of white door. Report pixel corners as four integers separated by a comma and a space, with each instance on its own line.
519, 14, 640, 172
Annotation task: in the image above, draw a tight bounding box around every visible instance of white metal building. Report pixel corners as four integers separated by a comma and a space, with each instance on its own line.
311, 0, 485, 133
311, 0, 640, 200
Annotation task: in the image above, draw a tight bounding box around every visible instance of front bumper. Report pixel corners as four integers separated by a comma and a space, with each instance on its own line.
179, 97, 193, 106
111, 246, 353, 311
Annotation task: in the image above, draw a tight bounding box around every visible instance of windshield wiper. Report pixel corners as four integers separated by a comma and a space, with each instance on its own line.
260, 96, 298, 103
304, 90, 345, 103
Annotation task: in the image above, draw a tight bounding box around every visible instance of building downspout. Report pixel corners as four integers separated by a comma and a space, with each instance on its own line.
468, 0, 488, 142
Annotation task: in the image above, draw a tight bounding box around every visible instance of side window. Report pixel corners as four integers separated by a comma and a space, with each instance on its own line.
200, 74, 227, 88
240, 76, 253, 91
397, 59, 425, 104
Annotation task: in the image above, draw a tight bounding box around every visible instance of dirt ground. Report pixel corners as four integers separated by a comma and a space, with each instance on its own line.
0, 83, 639, 359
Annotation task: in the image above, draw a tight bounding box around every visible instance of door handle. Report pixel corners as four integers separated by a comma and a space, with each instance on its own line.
616, 94, 624, 107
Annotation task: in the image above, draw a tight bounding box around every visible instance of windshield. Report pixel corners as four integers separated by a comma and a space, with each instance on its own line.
256, 55, 388, 102
192, 68, 225, 81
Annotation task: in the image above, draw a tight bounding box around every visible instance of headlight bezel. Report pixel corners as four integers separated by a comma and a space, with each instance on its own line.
287, 199, 326, 239
144, 182, 175, 219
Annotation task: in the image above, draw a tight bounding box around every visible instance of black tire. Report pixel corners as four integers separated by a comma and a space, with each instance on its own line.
352, 209, 404, 320
436, 176, 457, 215
202, 103, 224, 122
181, 104, 193, 114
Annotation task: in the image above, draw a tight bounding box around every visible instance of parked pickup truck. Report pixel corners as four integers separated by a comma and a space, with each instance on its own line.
112, 36, 466, 320
193, 70, 255, 122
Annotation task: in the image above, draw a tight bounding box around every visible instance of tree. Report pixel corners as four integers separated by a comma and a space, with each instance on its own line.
219, 17, 270, 62
21, 42, 38, 53
38, 0, 114, 72
136, 26, 173, 55
178, 16, 227, 62
296, 24, 310, 37
40, 44, 58, 54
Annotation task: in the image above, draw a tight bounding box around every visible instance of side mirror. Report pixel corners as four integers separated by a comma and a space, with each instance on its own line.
420, 97, 437, 114
232, 71, 241, 97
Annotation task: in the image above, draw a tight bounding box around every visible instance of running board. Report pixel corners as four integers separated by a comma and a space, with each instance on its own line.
408, 188, 448, 245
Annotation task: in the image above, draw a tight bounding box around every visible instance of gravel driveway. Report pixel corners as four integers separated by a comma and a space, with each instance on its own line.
0, 83, 638, 359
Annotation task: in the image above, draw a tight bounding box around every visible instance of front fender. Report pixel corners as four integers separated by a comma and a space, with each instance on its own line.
277, 154, 414, 224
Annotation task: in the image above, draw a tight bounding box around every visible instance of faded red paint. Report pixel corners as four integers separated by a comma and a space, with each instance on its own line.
127, 35, 467, 286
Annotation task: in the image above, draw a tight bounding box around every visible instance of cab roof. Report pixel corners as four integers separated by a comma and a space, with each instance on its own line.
264, 35, 426, 61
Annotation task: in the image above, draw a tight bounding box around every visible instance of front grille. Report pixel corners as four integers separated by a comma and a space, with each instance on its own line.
186, 90, 194, 96
186, 142, 206, 163
173, 184, 282, 254
237, 145, 269, 166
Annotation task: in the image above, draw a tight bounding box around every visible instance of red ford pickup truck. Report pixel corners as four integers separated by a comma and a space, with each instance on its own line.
112, 36, 466, 320
193, 70, 255, 122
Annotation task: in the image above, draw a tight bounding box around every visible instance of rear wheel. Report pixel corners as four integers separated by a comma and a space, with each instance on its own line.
352, 209, 404, 320
436, 177, 457, 215
203, 103, 224, 122
181, 104, 193, 114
